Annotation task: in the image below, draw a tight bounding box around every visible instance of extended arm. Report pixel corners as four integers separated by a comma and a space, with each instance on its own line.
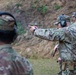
34, 28, 66, 41
29, 26, 72, 42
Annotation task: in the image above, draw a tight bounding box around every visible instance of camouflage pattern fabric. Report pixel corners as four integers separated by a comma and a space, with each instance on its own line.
34, 22, 76, 61
0, 15, 16, 31
0, 44, 33, 75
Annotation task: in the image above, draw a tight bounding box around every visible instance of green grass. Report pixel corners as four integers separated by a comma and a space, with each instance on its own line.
29, 58, 59, 75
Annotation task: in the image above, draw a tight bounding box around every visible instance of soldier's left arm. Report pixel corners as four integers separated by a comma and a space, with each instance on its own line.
34, 27, 70, 41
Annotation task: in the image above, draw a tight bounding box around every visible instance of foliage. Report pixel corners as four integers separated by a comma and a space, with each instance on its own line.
17, 22, 26, 35
31, 0, 39, 10
30, 0, 48, 16
54, 4, 61, 10
15, 3, 22, 8
37, 5, 48, 15
31, 3, 36, 9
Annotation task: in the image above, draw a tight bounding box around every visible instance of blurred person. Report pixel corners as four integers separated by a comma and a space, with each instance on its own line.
0, 12, 33, 75
72, 12, 76, 22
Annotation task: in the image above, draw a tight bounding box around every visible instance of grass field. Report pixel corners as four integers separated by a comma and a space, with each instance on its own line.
29, 58, 59, 75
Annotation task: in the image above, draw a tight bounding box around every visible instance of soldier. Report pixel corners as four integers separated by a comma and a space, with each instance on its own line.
71, 11, 76, 74
51, 14, 73, 75
0, 12, 33, 75
29, 13, 76, 75
72, 12, 76, 23
52, 14, 71, 57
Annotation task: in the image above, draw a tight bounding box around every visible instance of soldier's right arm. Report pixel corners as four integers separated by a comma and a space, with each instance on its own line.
33, 27, 71, 41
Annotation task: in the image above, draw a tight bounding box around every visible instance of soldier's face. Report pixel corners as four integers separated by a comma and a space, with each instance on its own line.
66, 22, 70, 26
56, 23, 62, 29
72, 16, 76, 22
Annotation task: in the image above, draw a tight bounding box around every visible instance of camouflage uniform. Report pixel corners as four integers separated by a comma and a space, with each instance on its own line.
53, 15, 74, 74
34, 22, 76, 60
33, 22, 76, 74
0, 12, 33, 75
0, 44, 33, 75
52, 14, 71, 57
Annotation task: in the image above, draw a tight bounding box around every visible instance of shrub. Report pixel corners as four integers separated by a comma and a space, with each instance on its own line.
37, 5, 48, 15
15, 3, 22, 8
31, 3, 36, 9
17, 22, 26, 35
30, 0, 39, 10
54, 4, 61, 10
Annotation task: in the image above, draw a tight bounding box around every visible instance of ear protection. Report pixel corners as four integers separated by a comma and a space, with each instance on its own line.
74, 15, 76, 18
0, 12, 17, 26
59, 20, 67, 27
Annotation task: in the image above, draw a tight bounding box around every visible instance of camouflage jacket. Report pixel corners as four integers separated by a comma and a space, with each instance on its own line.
0, 44, 33, 75
34, 22, 76, 61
